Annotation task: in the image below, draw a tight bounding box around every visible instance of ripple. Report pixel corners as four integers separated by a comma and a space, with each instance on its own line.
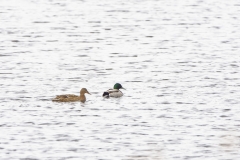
1, 0, 240, 159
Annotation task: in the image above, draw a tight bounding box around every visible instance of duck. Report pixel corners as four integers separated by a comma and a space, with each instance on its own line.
102, 83, 125, 98
52, 88, 91, 103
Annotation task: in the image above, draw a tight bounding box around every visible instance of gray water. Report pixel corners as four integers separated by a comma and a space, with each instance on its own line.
1, 0, 240, 159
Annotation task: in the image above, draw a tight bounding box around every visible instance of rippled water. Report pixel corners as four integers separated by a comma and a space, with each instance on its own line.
1, 0, 240, 159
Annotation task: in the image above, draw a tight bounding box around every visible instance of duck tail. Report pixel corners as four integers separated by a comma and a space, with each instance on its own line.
102, 92, 109, 98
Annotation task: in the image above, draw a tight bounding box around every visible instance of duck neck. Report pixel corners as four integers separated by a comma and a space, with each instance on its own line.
80, 92, 85, 97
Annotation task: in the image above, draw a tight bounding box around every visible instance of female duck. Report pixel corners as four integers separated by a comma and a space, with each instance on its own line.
52, 88, 91, 103
102, 83, 125, 98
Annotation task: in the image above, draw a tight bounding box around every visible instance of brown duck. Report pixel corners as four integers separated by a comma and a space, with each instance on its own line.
52, 88, 91, 103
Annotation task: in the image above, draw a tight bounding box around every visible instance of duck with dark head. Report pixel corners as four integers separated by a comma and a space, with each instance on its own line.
103, 83, 125, 98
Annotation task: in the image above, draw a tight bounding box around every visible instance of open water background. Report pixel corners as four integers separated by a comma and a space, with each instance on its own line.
1, 0, 240, 159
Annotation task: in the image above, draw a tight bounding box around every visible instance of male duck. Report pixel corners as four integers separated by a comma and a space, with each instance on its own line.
52, 88, 91, 103
102, 83, 125, 98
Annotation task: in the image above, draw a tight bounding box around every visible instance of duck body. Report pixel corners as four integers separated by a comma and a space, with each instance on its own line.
52, 88, 90, 103
103, 89, 123, 98
103, 83, 125, 98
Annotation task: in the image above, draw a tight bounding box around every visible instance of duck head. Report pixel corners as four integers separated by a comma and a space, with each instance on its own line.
80, 88, 91, 95
114, 83, 125, 90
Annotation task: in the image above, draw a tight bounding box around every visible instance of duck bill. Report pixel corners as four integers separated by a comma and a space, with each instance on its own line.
121, 87, 126, 90
87, 91, 91, 95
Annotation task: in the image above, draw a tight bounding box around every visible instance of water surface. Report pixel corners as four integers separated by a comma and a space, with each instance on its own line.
1, 0, 240, 159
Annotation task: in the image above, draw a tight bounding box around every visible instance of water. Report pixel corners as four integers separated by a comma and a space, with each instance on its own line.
1, 0, 240, 159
